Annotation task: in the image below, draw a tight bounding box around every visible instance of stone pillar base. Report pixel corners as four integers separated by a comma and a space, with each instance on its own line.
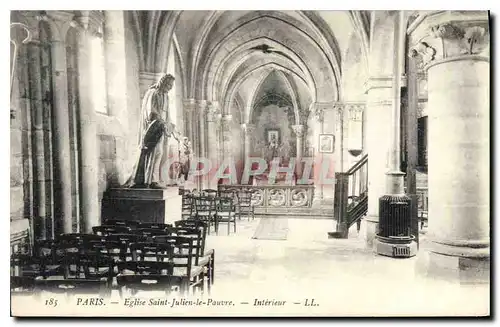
364, 215, 378, 250
416, 250, 490, 284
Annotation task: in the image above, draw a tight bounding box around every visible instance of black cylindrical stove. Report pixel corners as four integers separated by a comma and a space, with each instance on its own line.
375, 194, 417, 258
378, 194, 412, 238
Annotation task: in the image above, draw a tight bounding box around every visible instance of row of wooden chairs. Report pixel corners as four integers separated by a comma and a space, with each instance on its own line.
182, 194, 237, 235
11, 220, 214, 298
183, 189, 256, 221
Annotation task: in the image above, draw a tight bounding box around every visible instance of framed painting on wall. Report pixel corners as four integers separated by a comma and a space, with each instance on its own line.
266, 128, 281, 144
319, 134, 334, 153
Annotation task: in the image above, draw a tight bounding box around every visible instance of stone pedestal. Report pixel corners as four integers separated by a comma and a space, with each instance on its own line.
101, 188, 181, 225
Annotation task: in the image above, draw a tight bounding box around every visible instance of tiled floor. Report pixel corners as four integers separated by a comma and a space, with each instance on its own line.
203, 217, 490, 316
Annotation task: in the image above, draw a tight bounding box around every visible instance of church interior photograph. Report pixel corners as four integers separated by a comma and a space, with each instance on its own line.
9, 10, 490, 316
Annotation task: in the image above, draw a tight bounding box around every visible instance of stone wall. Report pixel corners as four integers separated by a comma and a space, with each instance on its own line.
95, 16, 141, 220
10, 85, 25, 222
251, 104, 297, 161
10, 22, 32, 240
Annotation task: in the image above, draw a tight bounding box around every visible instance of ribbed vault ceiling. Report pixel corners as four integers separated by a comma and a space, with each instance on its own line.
130, 10, 370, 116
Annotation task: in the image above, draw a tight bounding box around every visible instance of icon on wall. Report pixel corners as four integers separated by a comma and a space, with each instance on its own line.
319, 134, 334, 153
266, 128, 281, 145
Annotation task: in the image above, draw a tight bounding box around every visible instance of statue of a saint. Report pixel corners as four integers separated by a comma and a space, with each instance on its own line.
177, 137, 193, 186
126, 112, 178, 189
268, 134, 279, 163
124, 73, 178, 189
138, 74, 175, 145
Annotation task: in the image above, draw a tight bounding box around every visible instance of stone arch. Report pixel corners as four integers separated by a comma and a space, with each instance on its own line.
224, 63, 309, 120
220, 55, 309, 107
129, 11, 146, 71
152, 11, 182, 72
245, 69, 300, 125
347, 10, 370, 72
188, 11, 225, 96
209, 37, 314, 104
275, 70, 300, 125
234, 92, 245, 124
160, 33, 188, 98
197, 16, 338, 103
341, 32, 369, 101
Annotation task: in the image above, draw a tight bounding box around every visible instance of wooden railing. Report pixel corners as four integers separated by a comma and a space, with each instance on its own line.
329, 154, 368, 238
217, 184, 319, 216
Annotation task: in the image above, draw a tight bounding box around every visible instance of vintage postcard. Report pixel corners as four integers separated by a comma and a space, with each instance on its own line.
9, 9, 490, 317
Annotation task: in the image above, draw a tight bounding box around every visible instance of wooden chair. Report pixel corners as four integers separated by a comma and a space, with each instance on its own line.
116, 274, 183, 297
11, 276, 35, 295
134, 228, 171, 241
129, 242, 174, 262
92, 225, 131, 236
215, 197, 237, 235
153, 235, 205, 296
61, 253, 115, 288
116, 261, 178, 296
87, 239, 129, 262
137, 222, 173, 230
181, 193, 195, 220
238, 190, 255, 221
57, 233, 104, 243
193, 196, 216, 234
171, 222, 215, 290
219, 190, 241, 220
34, 278, 111, 298
10, 254, 61, 279
117, 261, 174, 275
104, 219, 141, 230
105, 233, 146, 244
202, 189, 218, 197
105, 234, 147, 261
34, 239, 58, 258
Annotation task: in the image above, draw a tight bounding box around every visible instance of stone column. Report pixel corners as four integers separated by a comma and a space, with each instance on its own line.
198, 100, 208, 189
206, 103, 221, 188
292, 124, 304, 179
241, 123, 256, 160
71, 16, 100, 233
104, 11, 128, 121
43, 12, 74, 234
364, 11, 399, 247
26, 37, 48, 239
183, 99, 196, 145
221, 114, 233, 160
311, 103, 324, 205
410, 12, 490, 281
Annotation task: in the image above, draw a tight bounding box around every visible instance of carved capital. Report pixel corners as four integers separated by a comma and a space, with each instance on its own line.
409, 12, 489, 69
299, 108, 310, 124
38, 11, 77, 42
292, 124, 305, 138
73, 10, 105, 38
206, 102, 221, 124
197, 100, 208, 119
241, 123, 256, 135
346, 103, 364, 122
183, 99, 196, 113
310, 103, 324, 122
221, 115, 233, 133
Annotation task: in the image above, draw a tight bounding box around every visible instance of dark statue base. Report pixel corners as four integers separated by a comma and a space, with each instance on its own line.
101, 188, 180, 224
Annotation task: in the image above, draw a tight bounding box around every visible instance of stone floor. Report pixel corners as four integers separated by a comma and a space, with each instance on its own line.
202, 217, 490, 317
11, 216, 490, 317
